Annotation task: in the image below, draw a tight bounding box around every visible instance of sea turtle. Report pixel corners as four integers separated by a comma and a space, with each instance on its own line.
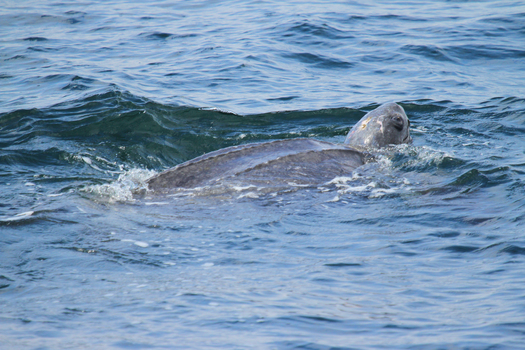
146, 102, 411, 191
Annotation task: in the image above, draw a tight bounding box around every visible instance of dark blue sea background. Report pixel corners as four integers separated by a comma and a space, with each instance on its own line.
1, 1, 525, 349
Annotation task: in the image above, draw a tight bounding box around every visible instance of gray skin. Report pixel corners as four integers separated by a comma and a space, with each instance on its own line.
146, 102, 411, 191
344, 102, 411, 148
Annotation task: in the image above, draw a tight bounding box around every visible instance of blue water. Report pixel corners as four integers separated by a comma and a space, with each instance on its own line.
1, 1, 525, 349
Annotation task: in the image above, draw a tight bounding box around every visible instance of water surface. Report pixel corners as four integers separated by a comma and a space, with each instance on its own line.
1, 1, 525, 349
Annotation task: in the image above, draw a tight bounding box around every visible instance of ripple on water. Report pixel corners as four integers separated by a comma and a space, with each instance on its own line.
1, 1, 525, 349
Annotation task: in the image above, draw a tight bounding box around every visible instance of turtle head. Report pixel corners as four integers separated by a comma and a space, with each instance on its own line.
344, 102, 411, 149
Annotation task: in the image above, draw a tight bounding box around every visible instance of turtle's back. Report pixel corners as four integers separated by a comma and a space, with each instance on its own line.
147, 139, 367, 191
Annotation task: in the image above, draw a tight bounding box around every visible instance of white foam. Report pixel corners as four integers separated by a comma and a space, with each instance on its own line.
1, 211, 34, 222
393, 144, 453, 168
121, 239, 149, 248
327, 194, 340, 202
325, 145, 453, 200
414, 145, 453, 164
369, 187, 400, 198
237, 192, 259, 199
326, 171, 411, 200
326, 175, 359, 186
83, 168, 156, 203
287, 182, 310, 187
230, 185, 257, 191
134, 241, 149, 248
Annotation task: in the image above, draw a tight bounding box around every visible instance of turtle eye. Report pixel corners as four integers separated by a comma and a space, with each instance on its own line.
391, 115, 404, 131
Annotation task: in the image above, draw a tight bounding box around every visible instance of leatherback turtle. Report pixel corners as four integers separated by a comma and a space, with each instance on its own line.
146, 103, 411, 191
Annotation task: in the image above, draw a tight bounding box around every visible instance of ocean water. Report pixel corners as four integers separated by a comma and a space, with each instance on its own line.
1, 1, 525, 349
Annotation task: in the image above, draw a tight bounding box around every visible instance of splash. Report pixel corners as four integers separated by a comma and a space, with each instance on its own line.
321, 146, 417, 201
83, 168, 156, 203
325, 173, 411, 202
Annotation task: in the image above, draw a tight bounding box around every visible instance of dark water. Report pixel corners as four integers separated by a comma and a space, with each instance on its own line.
2, 1, 525, 349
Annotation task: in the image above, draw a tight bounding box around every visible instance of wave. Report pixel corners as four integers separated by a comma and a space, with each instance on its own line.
0, 89, 371, 169
1, 89, 524, 205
